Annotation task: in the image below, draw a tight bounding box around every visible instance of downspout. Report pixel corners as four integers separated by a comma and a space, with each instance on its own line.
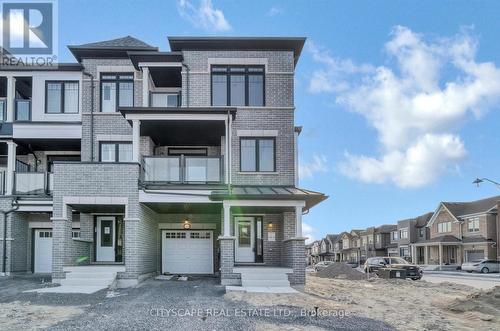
83, 71, 95, 161
181, 63, 189, 107
1, 197, 19, 276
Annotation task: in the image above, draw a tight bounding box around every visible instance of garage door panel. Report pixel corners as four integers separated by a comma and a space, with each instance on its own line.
162, 230, 213, 274
34, 230, 53, 273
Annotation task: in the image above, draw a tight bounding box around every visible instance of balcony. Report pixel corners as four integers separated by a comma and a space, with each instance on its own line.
14, 172, 52, 195
0, 98, 6, 121
142, 156, 223, 184
15, 99, 31, 121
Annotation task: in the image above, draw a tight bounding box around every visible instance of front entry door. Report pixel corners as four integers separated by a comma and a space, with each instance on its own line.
96, 217, 116, 262
235, 217, 255, 262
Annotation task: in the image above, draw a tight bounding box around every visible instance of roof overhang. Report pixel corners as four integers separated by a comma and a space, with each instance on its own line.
0, 63, 83, 72
168, 36, 306, 66
127, 51, 183, 70
210, 186, 328, 211
119, 107, 237, 122
68, 45, 158, 62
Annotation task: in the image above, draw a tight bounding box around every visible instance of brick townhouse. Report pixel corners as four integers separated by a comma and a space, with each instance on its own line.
0, 35, 327, 289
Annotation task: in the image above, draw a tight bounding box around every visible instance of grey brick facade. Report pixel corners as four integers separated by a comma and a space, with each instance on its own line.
1, 36, 317, 288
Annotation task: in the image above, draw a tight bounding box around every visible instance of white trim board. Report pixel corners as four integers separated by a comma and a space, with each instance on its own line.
158, 223, 216, 230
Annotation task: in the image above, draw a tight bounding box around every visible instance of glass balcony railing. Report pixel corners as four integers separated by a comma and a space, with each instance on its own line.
0, 98, 6, 122
143, 156, 223, 184
15, 99, 31, 121
14, 172, 52, 195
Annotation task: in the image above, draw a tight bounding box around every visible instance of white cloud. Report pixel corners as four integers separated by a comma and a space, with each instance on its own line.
299, 154, 328, 180
177, 0, 231, 32
266, 6, 283, 17
302, 222, 316, 244
310, 26, 500, 188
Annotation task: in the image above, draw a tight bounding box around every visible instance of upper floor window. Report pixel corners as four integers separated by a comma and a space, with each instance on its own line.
211, 66, 264, 107
418, 228, 425, 237
399, 228, 408, 239
368, 236, 373, 244
100, 142, 132, 162
437, 221, 452, 233
375, 234, 380, 243
150, 92, 180, 107
391, 231, 398, 240
240, 137, 275, 172
467, 218, 480, 232
101, 73, 134, 112
46, 81, 79, 114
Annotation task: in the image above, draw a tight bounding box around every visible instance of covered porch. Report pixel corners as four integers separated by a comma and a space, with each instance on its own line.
412, 236, 463, 268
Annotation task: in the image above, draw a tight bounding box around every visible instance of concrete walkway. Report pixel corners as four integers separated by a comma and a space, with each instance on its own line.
226, 285, 298, 293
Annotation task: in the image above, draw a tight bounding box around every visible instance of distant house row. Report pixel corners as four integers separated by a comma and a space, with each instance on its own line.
306, 195, 500, 268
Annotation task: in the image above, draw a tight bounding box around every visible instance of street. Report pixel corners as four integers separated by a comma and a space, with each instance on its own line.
422, 271, 500, 290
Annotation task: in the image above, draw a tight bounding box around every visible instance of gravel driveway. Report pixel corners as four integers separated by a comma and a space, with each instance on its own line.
0, 275, 394, 330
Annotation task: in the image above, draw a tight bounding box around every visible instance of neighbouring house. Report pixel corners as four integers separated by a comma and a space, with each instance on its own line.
340, 230, 362, 263
318, 234, 338, 262
411, 196, 499, 267
395, 212, 433, 262
331, 234, 343, 262
359, 225, 397, 261
0, 35, 327, 287
309, 240, 321, 265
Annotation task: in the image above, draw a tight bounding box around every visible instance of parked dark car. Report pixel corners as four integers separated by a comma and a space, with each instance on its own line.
363, 257, 423, 280
345, 261, 359, 268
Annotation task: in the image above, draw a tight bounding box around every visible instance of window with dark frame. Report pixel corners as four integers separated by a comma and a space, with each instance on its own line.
211, 65, 264, 107
240, 137, 275, 172
45, 81, 79, 114
100, 73, 134, 112
99, 142, 133, 163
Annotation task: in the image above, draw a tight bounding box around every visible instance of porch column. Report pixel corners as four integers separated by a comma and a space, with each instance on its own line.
438, 244, 443, 267
6, 141, 17, 195
222, 202, 231, 237
424, 245, 429, 265
142, 67, 149, 107
6, 76, 15, 122
132, 120, 141, 163
295, 205, 303, 238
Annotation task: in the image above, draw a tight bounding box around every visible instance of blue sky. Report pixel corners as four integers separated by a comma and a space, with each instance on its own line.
56, 0, 500, 241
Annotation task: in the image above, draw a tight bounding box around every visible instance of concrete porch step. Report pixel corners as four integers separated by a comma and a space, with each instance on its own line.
60, 277, 116, 287
63, 266, 125, 273
240, 272, 289, 280
242, 279, 291, 287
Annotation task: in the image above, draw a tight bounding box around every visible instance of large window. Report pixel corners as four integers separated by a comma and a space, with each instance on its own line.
211, 66, 264, 106
100, 73, 134, 112
437, 221, 452, 233
100, 142, 132, 162
45, 81, 79, 114
399, 228, 408, 239
467, 218, 480, 232
240, 137, 275, 172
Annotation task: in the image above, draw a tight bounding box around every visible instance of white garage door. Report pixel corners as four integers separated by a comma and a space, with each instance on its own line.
34, 229, 52, 273
162, 230, 213, 274
466, 250, 484, 262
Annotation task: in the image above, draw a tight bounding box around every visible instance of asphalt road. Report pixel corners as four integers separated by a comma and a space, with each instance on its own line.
0, 275, 395, 331
422, 272, 500, 290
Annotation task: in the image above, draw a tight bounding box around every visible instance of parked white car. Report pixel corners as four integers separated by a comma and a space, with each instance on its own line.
314, 261, 335, 271
461, 259, 500, 273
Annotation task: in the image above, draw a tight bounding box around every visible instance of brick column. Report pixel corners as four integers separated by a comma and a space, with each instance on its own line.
219, 237, 239, 285
283, 238, 306, 285
123, 218, 140, 279
51, 205, 73, 282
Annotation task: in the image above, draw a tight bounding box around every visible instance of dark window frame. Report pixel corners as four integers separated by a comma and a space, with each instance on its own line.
211, 65, 265, 107
99, 141, 132, 163
45, 80, 80, 114
239, 137, 276, 172
100, 73, 134, 112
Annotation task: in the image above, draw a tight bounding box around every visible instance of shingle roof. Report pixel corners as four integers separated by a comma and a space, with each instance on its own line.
375, 224, 397, 233
77, 36, 154, 49
443, 195, 500, 218
416, 235, 461, 243
414, 212, 434, 227
326, 234, 339, 243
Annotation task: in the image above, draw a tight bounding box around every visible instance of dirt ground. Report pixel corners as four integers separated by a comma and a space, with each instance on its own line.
0, 301, 83, 330
226, 274, 500, 331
